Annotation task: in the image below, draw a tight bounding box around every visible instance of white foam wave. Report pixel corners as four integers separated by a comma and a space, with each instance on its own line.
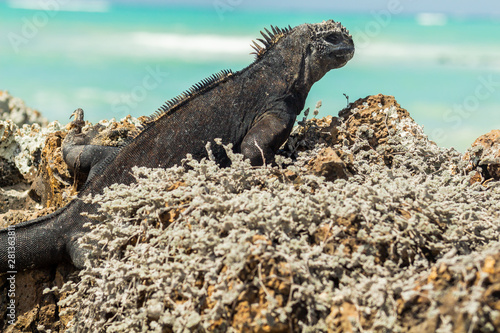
130, 32, 500, 69
130, 32, 254, 58
356, 41, 500, 70
7, 0, 110, 12
416, 13, 448, 26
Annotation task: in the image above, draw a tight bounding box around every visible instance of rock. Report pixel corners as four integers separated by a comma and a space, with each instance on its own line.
287, 94, 426, 153
0, 91, 47, 127
0, 113, 142, 218
326, 301, 375, 332
397, 251, 500, 332
0, 120, 64, 182
0, 265, 77, 333
86, 115, 141, 147
306, 147, 353, 181
286, 94, 433, 170
0, 183, 35, 219
28, 130, 75, 208
229, 236, 292, 333
3, 94, 500, 333
0, 158, 23, 187
337, 94, 427, 149
0, 112, 142, 333
285, 115, 340, 153
0, 120, 63, 219
30, 116, 141, 208
464, 129, 500, 184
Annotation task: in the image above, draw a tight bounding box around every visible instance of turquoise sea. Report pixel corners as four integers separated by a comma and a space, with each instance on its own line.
1, 1, 499, 152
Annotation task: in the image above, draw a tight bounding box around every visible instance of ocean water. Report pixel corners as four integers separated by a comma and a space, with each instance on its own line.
1, 1, 499, 152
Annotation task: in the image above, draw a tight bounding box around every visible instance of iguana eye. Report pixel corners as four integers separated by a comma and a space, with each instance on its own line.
324, 34, 342, 45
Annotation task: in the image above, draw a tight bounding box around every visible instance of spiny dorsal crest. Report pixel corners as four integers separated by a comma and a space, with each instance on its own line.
130, 69, 233, 139
250, 24, 293, 59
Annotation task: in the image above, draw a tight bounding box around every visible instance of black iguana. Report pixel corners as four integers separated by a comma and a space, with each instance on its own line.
0, 20, 354, 272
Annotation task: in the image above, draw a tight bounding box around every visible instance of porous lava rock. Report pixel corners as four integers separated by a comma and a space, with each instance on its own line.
464, 129, 500, 184
0, 91, 47, 127
1, 95, 499, 333
0, 113, 141, 332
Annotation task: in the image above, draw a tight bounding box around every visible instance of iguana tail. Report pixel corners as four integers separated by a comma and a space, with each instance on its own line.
0, 210, 70, 272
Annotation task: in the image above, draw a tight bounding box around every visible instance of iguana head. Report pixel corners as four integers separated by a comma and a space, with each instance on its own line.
251, 20, 354, 85
305, 20, 354, 80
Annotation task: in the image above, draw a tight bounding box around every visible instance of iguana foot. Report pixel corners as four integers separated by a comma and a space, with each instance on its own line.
241, 110, 296, 166
67, 233, 91, 269
64, 108, 98, 147
67, 108, 86, 133
62, 108, 118, 183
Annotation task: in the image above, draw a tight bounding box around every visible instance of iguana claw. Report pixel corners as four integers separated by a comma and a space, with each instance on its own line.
70, 108, 84, 120
67, 108, 85, 132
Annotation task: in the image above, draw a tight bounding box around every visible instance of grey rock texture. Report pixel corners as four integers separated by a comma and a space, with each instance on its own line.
1, 94, 499, 332
0, 91, 47, 127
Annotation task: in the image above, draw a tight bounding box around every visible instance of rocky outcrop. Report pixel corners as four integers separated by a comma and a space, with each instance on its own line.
28, 116, 141, 209
464, 129, 500, 184
1, 94, 499, 332
0, 120, 63, 224
0, 108, 143, 331
0, 114, 142, 224
0, 91, 47, 127
396, 250, 500, 333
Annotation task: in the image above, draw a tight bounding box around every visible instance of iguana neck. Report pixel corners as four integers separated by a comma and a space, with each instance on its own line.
248, 51, 313, 115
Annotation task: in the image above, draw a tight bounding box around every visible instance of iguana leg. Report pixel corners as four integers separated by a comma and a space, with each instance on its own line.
240, 111, 296, 165
62, 108, 118, 181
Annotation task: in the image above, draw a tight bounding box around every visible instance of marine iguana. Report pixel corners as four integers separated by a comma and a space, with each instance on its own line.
0, 20, 354, 271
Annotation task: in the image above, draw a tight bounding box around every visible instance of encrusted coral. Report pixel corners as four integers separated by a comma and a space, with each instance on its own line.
0, 91, 47, 127
53, 96, 500, 332
2, 94, 500, 332
464, 129, 500, 184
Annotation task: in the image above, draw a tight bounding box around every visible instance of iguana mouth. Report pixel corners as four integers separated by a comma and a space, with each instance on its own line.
329, 42, 354, 59
335, 48, 354, 58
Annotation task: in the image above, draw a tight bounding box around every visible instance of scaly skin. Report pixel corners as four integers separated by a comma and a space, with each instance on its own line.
0, 20, 354, 272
